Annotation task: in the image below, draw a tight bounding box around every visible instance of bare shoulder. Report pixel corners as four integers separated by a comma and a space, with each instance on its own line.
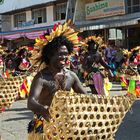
33, 68, 50, 83
95, 52, 102, 60
65, 68, 78, 79
33, 71, 42, 80
96, 52, 101, 57
66, 68, 75, 75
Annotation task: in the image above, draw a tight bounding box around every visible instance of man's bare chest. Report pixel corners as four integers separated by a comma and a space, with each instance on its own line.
43, 75, 73, 91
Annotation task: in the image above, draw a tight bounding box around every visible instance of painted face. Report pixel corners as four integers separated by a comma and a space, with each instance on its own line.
50, 45, 69, 69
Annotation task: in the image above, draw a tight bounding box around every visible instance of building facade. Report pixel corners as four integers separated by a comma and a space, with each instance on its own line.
0, 0, 76, 41
1, 0, 140, 50
74, 0, 140, 50
0, 15, 1, 32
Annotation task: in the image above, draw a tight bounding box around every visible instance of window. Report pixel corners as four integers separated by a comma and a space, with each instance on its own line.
54, 3, 67, 21
133, 0, 139, 5
67, 0, 76, 19
127, 0, 131, 6
32, 8, 46, 24
127, 0, 140, 13
133, 5, 140, 12
14, 12, 26, 27
109, 28, 123, 40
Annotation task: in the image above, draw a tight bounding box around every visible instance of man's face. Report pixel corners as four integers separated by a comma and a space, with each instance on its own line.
50, 45, 69, 69
23, 51, 28, 58
89, 43, 97, 53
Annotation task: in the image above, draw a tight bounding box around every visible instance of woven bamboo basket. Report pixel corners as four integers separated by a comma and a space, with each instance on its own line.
117, 73, 140, 81
125, 75, 140, 81
0, 75, 27, 109
42, 91, 135, 140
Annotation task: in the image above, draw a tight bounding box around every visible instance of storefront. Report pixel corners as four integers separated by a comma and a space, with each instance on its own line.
74, 0, 140, 49
0, 25, 53, 49
126, 25, 140, 50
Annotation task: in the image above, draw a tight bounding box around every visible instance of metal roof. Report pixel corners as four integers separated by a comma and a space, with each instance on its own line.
0, 0, 56, 14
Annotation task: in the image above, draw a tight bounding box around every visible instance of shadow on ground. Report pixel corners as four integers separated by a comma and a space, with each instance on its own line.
115, 100, 140, 140
5, 107, 29, 112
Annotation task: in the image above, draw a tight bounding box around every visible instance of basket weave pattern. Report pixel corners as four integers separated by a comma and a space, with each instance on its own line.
124, 75, 140, 80
0, 64, 3, 70
44, 91, 135, 140
0, 75, 26, 108
117, 73, 140, 81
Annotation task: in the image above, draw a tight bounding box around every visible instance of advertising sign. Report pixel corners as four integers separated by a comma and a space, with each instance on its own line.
85, 0, 125, 20
21, 20, 35, 27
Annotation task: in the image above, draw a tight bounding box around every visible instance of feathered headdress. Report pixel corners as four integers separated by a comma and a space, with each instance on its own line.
122, 49, 131, 56
34, 20, 80, 50
16, 46, 29, 54
0, 45, 6, 55
81, 35, 103, 52
32, 20, 82, 69
84, 36, 103, 45
130, 46, 140, 52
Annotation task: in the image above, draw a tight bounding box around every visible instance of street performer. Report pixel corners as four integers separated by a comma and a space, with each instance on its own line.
27, 21, 87, 139
27, 21, 135, 140
82, 36, 113, 95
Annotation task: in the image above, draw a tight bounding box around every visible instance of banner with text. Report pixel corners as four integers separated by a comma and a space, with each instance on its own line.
86, 0, 125, 20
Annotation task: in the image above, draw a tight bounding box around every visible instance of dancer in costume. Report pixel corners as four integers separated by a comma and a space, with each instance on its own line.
3, 52, 17, 77
127, 47, 140, 97
27, 21, 87, 139
15, 47, 31, 72
118, 47, 140, 97
117, 49, 130, 90
82, 36, 113, 95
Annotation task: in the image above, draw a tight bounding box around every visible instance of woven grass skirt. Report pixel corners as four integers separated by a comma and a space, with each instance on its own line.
0, 75, 27, 109
28, 90, 135, 140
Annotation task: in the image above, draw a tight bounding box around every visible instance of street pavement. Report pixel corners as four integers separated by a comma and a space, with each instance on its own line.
0, 84, 140, 140
0, 100, 32, 140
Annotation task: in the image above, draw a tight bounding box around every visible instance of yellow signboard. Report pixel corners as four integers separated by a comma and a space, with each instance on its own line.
86, 0, 125, 20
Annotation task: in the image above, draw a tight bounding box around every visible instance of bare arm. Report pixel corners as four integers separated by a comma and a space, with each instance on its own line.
99, 55, 112, 70
71, 72, 87, 94
82, 54, 93, 73
27, 73, 49, 119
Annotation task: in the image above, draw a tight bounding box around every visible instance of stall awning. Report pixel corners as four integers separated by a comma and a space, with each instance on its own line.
0, 33, 24, 40
0, 25, 52, 40
76, 17, 140, 31
25, 30, 48, 39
